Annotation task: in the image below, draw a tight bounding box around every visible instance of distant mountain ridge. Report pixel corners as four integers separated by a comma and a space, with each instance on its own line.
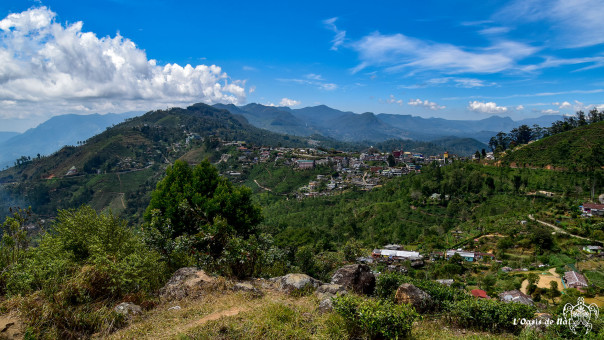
214, 103, 563, 144
0, 112, 143, 169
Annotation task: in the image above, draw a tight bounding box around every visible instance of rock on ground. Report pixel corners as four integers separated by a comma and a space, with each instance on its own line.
318, 298, 334, 313
315, 283, 347, 300
159, 267, 215, 301
331, 264, 375, 295
0, 314, 22, 339
270, 273, 322, 293
394, 283, 432, 312
232, 282, 264, 298
114, 302, 142, 317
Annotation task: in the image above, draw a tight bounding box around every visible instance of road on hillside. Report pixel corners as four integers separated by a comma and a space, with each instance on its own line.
528, 214, 596, 243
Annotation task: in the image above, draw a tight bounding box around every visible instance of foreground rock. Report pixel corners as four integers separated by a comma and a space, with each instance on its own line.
0, 314, 22, 339
115, 302, 142, 317
270, 273, 322, 293
315, 284, 347, 313
331, 264, 375, 295
394, 283, 432, 312
316, 284, 346, 297
160, 267, 216, 301
232, 282, 264, 298
318, 298, 334, 313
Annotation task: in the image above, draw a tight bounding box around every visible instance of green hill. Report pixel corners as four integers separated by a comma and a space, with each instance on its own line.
501, 121, 604, 170
0, 103, 319, 219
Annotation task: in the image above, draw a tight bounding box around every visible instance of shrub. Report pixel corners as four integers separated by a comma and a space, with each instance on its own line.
446, 298, 535, 334
375, 272, 468, 311
333, 295, 418, 339
2, 206, 167, 338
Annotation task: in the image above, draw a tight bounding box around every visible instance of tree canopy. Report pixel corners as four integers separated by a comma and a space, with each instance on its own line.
145, 159, 262, 238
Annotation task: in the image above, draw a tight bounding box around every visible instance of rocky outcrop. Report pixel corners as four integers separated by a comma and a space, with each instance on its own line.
318, 298, 334, 313
270, 273, 322, 293
315, 283, 347, 314
232, 282, 264, 298
394, 283, 432, 312
115, 302, 142, 317
159, 267, 215, 301
331, 264, 375, 295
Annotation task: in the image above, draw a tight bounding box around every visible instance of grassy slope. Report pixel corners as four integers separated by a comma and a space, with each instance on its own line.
502, 121, 604, 170
108, 288, 512, 340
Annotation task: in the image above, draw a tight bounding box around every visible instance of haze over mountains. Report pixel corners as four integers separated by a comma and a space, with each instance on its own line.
0, 112, 142, 169
214, 103, 563, 143
0, 103, 563, 169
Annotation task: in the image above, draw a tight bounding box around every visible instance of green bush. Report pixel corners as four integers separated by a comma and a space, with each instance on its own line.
375, 272, 468, 311
2, 206, 167, 338
446, 298, 536, 334
333, 294, 418, 339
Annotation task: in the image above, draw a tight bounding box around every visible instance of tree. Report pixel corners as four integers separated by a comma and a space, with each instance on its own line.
549, 281, 561, 301
509, 125, 532, 145
530, 226, 553, 253
387, 155, 396, 167
527, 273, 539, 286
145, 160, 261, 238
144, 160, 263, 276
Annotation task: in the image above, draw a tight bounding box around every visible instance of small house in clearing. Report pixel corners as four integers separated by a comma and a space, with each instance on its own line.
371, 249, 422, 261
500, 290, 534, 306
564, 271, 588, 289
581, 203, 604, 217
471, 289, 490, 299
584, 245, 603, 254
446, 249, 475, 262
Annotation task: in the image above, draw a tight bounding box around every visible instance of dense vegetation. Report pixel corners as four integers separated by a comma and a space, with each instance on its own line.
501, 121, 604, 171
0, 106, 603, 338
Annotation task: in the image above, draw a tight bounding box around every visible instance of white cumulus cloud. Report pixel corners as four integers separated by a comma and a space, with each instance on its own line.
468, 101, 508, 114
279, 98, 301, 107
552, 101, 571, 109
0, 7, 246, 119
386, 95, 403, 105
408, 98, 445, 110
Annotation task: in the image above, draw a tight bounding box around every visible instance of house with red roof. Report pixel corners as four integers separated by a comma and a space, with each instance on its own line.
471, 289, 490, 299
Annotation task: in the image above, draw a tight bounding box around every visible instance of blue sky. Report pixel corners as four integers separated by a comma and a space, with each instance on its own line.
1, 0, 604, 131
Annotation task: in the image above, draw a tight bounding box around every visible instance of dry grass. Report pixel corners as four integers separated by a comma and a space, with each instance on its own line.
577, 259, 604, 272
107, 289, 338, 340
413, 318, 516, 340
108, 287, 520, 340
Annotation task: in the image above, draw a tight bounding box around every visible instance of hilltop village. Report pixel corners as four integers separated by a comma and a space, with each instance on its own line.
217, 139, 460, 196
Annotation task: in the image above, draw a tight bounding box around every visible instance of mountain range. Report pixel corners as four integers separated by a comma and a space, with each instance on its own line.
214, 103, 563, 144
0, 103, 565, 169
0, 112, 142, 169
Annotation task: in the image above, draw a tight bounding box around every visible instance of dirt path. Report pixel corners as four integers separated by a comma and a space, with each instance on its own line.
528, 214, 595, 242
254, 179, 272, 192
520, 279, 529, 294
196, 307, 245, 324
119, 193, 126, 209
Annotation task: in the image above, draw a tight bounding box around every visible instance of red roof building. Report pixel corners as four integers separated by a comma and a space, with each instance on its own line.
471, 289, 490, 299
581, 203, 604, 217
